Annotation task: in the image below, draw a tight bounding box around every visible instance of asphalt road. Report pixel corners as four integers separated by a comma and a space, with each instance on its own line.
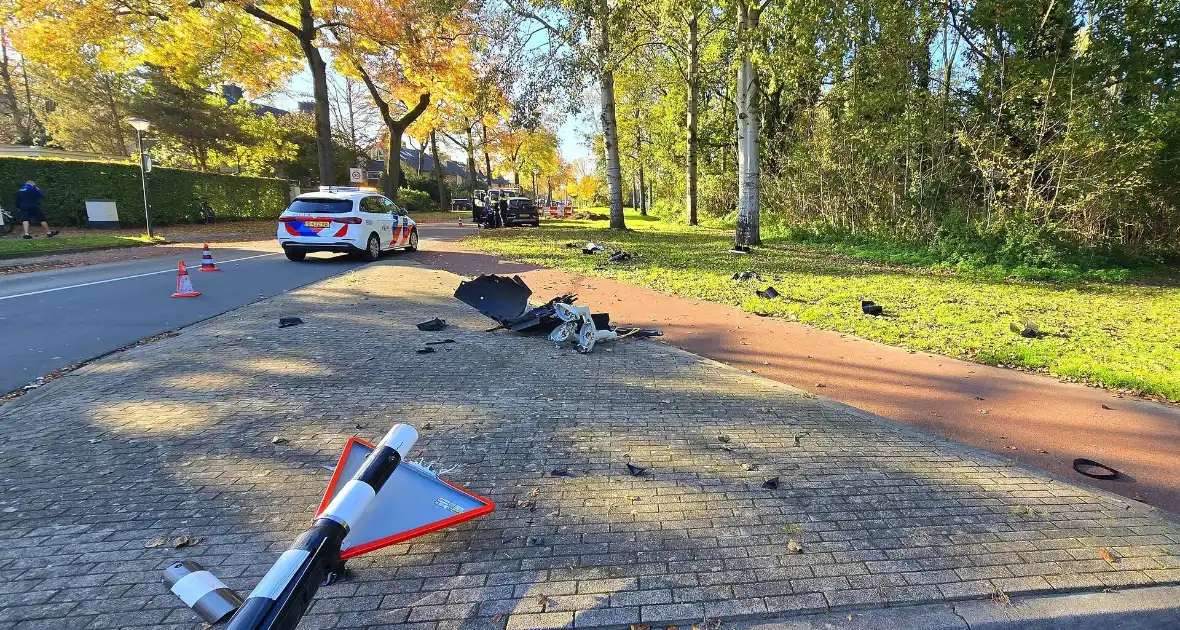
0, 225, 471, 394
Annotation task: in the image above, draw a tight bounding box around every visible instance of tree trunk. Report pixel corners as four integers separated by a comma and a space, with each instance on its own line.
303, 42, 334, 186
685, 13, 700, 226
431, 129, 448, 211
482, 123, 493, 188
735, 2, 762, 246
638, 162, 647, 215
385, 132, 403, 199
465, 128, 477, 204
597, 0, 626, 229
0, 31, 31, 145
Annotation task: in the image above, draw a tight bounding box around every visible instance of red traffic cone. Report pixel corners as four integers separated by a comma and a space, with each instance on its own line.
458, 216, 464, 227
172, 261, 200, 298
198, 243, 220, 272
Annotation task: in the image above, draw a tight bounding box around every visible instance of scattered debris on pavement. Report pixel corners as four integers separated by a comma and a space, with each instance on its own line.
1073, 457, 1120, 480
171, 535, 201, 549
417, 318, 448, 331
278, 316, 304, 328
551, 468, 574, 477
271, 436, 288, 445
732, 271, 761, 281
762, 477, 780, 489
1010, 319, 1040, 338
786, 539, 803, 554
718, 434, 731, 443
756, 286, 780, 299
144, 535, 169, 548
425, 339, 455, 345
454, 274, 662, 354
582, 242, 606, 254
626, 463, 646, 476
1098, 548, 1118, 563
861, 300, 884, 316
416, 347, 437, 354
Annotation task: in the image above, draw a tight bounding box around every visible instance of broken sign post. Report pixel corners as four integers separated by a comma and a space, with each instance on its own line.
223, 424, 493, 630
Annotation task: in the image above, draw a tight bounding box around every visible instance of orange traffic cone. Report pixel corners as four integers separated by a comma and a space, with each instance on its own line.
172, 261, 200, 298
458, 216, 464, 227
198, 243, 220, 272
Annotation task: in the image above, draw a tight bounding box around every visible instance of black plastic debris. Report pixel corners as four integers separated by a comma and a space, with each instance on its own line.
729, 244, 751, 254
417, 318, 448, 331
718, 435, 731, 443
454, 274, 578, 332
564, 242, 579, 248
732, 271, 761, 281
626, 463, 646, 476
591, 313, 611, 330
861, 300, 884, 316
613, 328, 663, 338
551, 468, 574, 477
761, 477, 780, 490
1073, 458, 1119, 480
756, 287, 780, 300
279, 317, 303, 328
608, 250, 632, 263
416, 347, 436, 354
1010, 319, 1040, 338
582, 242, 606, 254
425, 339, 456, 345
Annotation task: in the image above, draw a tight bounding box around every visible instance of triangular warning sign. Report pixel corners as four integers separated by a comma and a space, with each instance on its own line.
316, 438, 495, 559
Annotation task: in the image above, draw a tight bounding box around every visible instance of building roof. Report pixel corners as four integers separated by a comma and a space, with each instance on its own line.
370, 148, 510, 185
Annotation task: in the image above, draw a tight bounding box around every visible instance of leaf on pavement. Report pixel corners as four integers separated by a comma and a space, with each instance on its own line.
1098, 549, 1117, 563
787, 539, 803, 554
172, 535, 201, 548
144, 535, 168, 548
271, 436, 288, 445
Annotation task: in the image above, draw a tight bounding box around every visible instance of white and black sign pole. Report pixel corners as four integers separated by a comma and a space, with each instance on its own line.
226, 424, 419, 630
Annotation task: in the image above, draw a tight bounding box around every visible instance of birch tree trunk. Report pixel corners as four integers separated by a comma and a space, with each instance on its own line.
430, 129, 448, 211
685, 13, 700, 226
735, 1, 762, 246
596, 0, 626, 229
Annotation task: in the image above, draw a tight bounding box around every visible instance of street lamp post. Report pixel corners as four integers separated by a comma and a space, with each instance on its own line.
127, 117, 153, 238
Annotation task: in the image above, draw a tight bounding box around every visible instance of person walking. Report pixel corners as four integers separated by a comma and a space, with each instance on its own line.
16, 180, 57, 239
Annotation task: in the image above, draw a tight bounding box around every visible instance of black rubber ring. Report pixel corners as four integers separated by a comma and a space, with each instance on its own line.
1073, 458, 1119, 480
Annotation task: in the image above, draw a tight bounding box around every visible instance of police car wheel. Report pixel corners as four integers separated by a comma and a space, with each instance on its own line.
285, 249, 306, 262
405, 229, 418, 252
362, 234, 381, 262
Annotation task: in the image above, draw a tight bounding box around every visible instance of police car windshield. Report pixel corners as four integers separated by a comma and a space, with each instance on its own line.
288, 198, 352, 214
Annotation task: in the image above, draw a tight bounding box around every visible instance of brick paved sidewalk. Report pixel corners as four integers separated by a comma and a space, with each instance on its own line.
0, 259, 1178, 630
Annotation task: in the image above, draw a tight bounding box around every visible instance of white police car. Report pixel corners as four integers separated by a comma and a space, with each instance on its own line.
277, 187, 418, 262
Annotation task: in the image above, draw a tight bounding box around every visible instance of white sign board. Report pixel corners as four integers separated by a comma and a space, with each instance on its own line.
349, 167, 365, 183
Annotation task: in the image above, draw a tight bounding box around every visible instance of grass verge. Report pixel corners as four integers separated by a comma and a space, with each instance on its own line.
465, 209, 1180, 402
0, 233, 158, 256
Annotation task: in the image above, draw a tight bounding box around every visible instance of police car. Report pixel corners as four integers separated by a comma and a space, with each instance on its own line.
277, 187, 418, 262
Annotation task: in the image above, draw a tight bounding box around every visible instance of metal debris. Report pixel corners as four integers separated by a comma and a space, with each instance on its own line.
626, 463, 646, 476
417, 318, 448, 332
582, 242, 606, 254
756, 287, 780, 299
608, 250, 632, 263
425, 339, 456, 345
761, 477, 780, 490
551, 468, 574, 477
861, 300, 884, 316
279, 317, 304, 328
416, 347, 437, 354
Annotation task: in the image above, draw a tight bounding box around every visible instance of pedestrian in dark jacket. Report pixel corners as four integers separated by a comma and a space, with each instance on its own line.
16, 181, 57, 239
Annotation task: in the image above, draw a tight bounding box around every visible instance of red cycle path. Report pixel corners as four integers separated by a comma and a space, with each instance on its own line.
418, 246, 1180, 517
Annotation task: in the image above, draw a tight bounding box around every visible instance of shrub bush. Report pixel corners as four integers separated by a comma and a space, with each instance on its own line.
0, 156, 290, 227
397, 187, 433, 214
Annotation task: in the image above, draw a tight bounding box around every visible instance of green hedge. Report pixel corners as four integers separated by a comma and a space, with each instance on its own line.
0, 156, 290, 227
397, 187, 433, 214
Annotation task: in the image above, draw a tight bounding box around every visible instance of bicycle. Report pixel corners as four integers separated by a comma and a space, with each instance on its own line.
0, 206, 13, 235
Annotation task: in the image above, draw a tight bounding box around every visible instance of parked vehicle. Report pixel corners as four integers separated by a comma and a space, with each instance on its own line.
451, 198, 472, 212
502, 197, 539, 227
277, 187, 418, 262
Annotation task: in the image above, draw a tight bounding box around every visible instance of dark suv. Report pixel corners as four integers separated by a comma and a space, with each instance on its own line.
503, 197, 539, 226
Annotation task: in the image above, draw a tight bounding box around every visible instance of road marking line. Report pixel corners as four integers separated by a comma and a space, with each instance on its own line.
0, 252, 279, 301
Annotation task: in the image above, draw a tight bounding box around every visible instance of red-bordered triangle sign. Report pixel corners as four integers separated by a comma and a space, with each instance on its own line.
317, 438, 495, 560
